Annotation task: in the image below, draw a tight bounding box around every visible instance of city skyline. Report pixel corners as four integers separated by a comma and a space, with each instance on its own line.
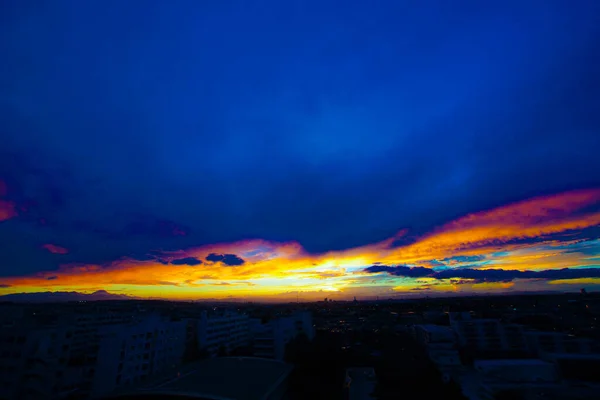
1, 1, 600, 301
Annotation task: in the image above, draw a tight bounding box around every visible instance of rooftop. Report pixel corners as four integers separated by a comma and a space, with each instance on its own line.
416, 324, 454, 333
474, 359, 552, 367
544, 353, 600, 360
109, 357, 293, 400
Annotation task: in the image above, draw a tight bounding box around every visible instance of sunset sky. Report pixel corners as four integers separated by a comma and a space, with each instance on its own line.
1, 1, 599, 301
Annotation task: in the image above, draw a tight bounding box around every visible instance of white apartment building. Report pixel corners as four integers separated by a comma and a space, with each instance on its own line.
0, 306, 314, 399
414, 325, 462, 373
90, 315, 187, 398
197, 310, 250, 355
252, 311, 315, 360
524, 331, 598, 357
414, 324, 456, 348
0, 309, 188, 400
472, 359, 558, 400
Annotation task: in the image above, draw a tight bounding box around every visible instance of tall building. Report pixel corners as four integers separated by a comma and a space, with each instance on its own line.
414, 325, 462, 372
252, 311, 314, 360
91, 314, 187, 398
0, 306, 187, 400
197, 310, 250, 355
414, 324, 456, 348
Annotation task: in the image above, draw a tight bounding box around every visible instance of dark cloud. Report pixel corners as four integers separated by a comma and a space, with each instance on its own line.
133, 251, 171, 265
170, 257, 202, 266
205, 254, 223, 262
434, 268, 600, 282
364, 265, 600, 283
0, 284, 11, 288
363, 265, 431, 277
46, 276, 58, 280
205, 253, 245, 266
157, 281, 179, 286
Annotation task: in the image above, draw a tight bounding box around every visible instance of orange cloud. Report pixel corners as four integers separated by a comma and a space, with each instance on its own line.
1, 189, 599, 299
376, 189, 600, 265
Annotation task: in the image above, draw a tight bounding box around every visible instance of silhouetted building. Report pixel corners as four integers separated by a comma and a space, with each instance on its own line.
0, 304, 277, 399
251, 312, 314, 360
197, 310, 250, 356
450, 314, 528, 354
525, 331, 597, 357
91, 314, 187, 397
473, 359, 558, 400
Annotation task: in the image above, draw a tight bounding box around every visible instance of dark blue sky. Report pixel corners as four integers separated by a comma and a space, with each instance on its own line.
1, 0, 600, 277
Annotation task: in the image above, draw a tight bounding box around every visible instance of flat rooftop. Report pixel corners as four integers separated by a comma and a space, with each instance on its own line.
416, 324, 454, 333
545, 352, 600, 360
475, 359, 552, 367
110, 357, 293, 400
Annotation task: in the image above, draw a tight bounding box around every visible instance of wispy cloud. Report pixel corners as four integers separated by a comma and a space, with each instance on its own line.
42, 244, 69, 254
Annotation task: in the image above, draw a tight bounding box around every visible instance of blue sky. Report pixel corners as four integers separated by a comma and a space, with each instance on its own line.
1, 1, 599, 299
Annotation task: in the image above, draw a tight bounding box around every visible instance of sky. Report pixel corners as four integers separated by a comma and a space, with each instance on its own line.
1, 0, 599, 301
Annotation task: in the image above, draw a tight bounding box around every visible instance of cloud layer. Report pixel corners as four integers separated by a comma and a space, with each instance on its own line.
363, 265, 600, 283
1, 189, 599, 300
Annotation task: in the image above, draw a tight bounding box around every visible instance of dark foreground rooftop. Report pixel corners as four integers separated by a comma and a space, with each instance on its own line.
107, 357, 293, 400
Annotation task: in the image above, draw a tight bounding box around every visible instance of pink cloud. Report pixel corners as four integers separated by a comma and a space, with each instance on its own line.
0, 200, 17, 221
0, 180, 17, 222
42, 244, 69, 254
